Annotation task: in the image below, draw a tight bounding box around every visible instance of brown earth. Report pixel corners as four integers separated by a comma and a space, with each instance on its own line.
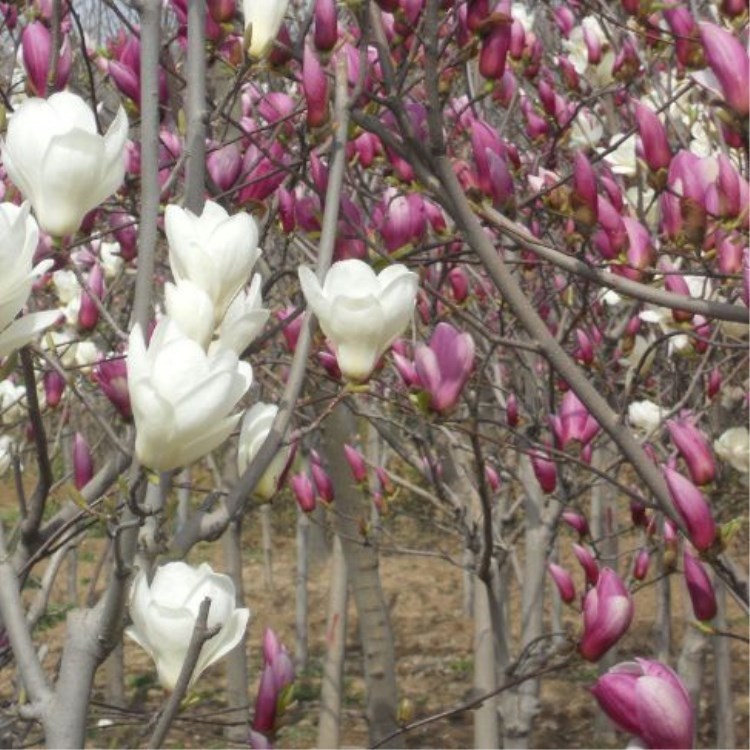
1, 497, 748, 749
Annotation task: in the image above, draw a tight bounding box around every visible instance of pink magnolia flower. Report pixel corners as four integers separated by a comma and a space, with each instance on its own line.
93, 356, 132, 420
683, 548, 717, 621
414, 323, 475, 414
550, 390, 600, 450
579, 568, 633, 661
548, 562, 576, 603
207, 142, 242, 192
666, 418, 716, 486
592, 658, 694, 749
662, 466, 717, 551
698, 22, 749, 117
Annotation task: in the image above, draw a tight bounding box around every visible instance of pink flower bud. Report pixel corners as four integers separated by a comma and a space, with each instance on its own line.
530, 447, 557, 493
667, 418, 716, 486
479, 14, 512, 80
207, 0, 235, 23
633, 548, 650, 581
207, 142, 242, 192
574, 328, 594, 365
93, 357, 132, 420
579, 568, 634, 662
484, 463, 500, 493
291, 472, 316, 513
303, 44, 329, 128
572, 152, 598, 225
550, 391, 600, 450
375, 466, 394, 496
662, 466, 717, 551
707, 367, 722, 399
43, 370, 66, 408
109, 212, 138, 261
313, 0, 338, 52
311, 462, 334, 503
633, 102, 671, 172
561, 510, 589, 538
548, 562, 576, 604
343, 444, 367, 483
317, 349, 342, 380
78, 263, 104, 331
663, 5, 700, 68
630, 499, 649, 528
253, 664, 277, 733
683, 548, 717, 621
592, 659, 695, 749
699, 22, 749, 117
73, 432, 93, 490
22, 23, 72, 96
716, 234, 743, 275
414, 323, 475, 414
506, 393, 519, 427
573, 543, 600, 586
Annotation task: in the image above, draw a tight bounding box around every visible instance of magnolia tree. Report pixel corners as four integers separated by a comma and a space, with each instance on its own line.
0, 0, 748, 747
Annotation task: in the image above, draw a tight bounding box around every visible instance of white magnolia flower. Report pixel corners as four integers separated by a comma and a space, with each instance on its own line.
126, 561, 250, 691
0, 435, 12, 475
165, 201, 260, 320
600, 134, 637, 177
714, 427, 750, 474
299, 259, 419, 382
0, 379, 26, 423
210, 274, 269, 356
127, 317, 252, 472
242, 0, 289, 59
165, 279, 216, 351
237, 402, 291, 500
2, 92, 128, 236
99, 241, 124, 279
568, 109, 604, 151
628, 399, 664, 433
0, 202, 59, 359
563, 17, 614, 87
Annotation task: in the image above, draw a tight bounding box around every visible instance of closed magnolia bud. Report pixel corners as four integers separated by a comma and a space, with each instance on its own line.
313, 0, 337, 52
506, 393, 519, 427
291, 472, 316, 513
573, 543, 599, 586
530, 448, 557, 493
667, 418, 716, 486
73, 431, 93, 490
633, 548, 650, 581
561, 510, 589, 538
633, 101, 671, 172
683, 548, 717, 621
43, 369, 66, 408
78, 263, 104, 331
343, 444, 367, 484
207, 142, 242, 192
548, 562, 576, 603
311, 462, 334, 503
698, 22, 749, 117
303, 44, 329, 128
662, 466, 717, 552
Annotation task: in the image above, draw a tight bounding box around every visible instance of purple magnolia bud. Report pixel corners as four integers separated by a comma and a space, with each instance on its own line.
479, 13, 512, 80
78, 263, 104, 331
484, 464, 500, 493
683, 548, 717, 621
574, 328, 594, 365
109, 212, 138, 261
666, 418, 716, 486
592, 658, 694, 749
530, 447, 557, 493
662, 466, 717, 552
207, 0, 235, 22
550, 390, 600, 450
579, 568, 634, 662
392, 351, 420, 389
414, 323, 475, 414
93, 357, 132, 420
262, 627, 281, 665
375, 466, 394, 496
291, 472, 316, 513
633, 101, 671, 172
310, 462, 334, 503
506, 393, 519, 427
271, 645, 295, 691
633, 548, 650, 581
44, 370, 66, 408
631, 499, 649, 528
303, 44, 329, 128
207, 142, 242, 192
699, 22, 749, 117
252, 664, 277, 733
343, 444, 367, 483
562, 510, 589, 538
573, 543, 599, 586
548, 562, 576, 604
313, 0, 338, 52
73, 432, 93, 490
22, 22, 72, 96
707, 367, 722, 399
572, 152, 598, 226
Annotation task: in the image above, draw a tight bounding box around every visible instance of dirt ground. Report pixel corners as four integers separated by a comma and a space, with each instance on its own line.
1, 498, 748, 749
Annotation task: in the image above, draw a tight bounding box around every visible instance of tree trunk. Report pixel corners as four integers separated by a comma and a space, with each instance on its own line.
295, 509, 310, 672
474, 577, 499, 748
321, 403, 399, 747
260, 504, 275, 591
713, 581, 735, 749
317, 535, 349, 749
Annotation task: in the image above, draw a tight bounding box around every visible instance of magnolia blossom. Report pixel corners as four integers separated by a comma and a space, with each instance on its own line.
627, 400, 663, 433
211, 274, 269, 356
0, 202, 59, 359
127, 317, 252, 472
299, 259, 419, 382
165, 201, 261, 320
242, 0, 289, 59
579, 568, 634, 661
592, 659, 694, 749
2, 92, 128, 236
127, 561, 250, 691
714, 426, 750, 473
237, 402, 291, 500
